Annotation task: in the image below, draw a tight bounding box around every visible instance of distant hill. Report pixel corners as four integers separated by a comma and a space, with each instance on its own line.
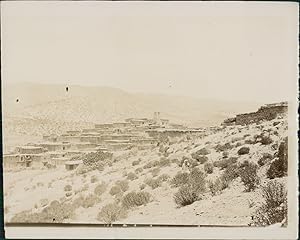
2, 82, 262, 138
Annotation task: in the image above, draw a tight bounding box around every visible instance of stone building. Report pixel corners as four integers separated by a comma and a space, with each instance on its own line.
222, 102, 288, 126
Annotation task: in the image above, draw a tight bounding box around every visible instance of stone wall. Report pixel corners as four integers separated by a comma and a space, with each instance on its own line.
235, 105, 287, 125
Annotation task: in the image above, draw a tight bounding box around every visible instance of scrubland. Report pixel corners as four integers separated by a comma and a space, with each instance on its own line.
4, 116, 288, 226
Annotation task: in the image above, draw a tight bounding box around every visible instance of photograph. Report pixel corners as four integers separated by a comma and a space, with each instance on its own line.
1, 1, 298, 239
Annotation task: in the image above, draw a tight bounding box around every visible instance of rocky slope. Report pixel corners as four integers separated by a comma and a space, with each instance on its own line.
4, 114, 288, 226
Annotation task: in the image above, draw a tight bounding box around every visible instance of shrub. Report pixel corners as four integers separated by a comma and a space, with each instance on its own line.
239, 162, 260, 192
214, 143, 234, 152
90, 175, 98, 183
139, 184, 146, 190
135, 167, 143, 174
97, 203, 127, 224
158, 157, 171, 167
171, 172, 190, 187
109, 185, 122, 196
174, 185, 199, 207
222, 151, 229, 159
143, 160, 159, 169
267, 138, 288, 179
213, 157, 237, 170
94, 182, 107, 196
245, 139, 255, 144
258, 153, 273, 166
195, 148, 211, 155
191, 154, 208, 164
144, 178, 162, 189
237, 147, 250, 155
173, 168, 206, 207
127, 172, 138, 181
158, 174, 170, 182
220, 164, 240, 189
82, 150, 113, 169
132, 159, 141, 166
64, 185, 72, 192
260, 136, 273, 145
65, 192, 72, 197
11, 200, 75, 223
122, 191, 151, 208
82, 194, 100, 208
150, 167, 161, 177
115, 180, 129, 192
76, 165, 93, 175
207, 178, 223, 196
204, 163, 214, 174
252, 180, 287, 226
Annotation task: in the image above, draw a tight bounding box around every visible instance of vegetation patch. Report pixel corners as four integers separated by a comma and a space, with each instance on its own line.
252, 180, 287, 226
122, 191, 151, 209
97, 203, 127, 224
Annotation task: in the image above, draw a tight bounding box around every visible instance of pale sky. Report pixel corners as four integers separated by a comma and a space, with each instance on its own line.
1, 2, 298, 103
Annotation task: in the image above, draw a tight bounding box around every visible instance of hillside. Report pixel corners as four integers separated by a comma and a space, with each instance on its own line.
2, 82, 261, 136
4, 114, 288, 226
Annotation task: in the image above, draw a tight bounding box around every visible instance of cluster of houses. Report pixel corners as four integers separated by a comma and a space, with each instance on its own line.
3, 112, 208, 170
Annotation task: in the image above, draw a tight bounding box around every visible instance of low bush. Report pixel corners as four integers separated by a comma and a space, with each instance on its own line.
115, 180, 129, 192
158, 174, 170, 182
150, 167, 161, 177
143, 160, 159, 169
267, 138, 288, 179
252, 180, 287, 226
258, 153, 273, 166
139, 183, 146, 190
109, 185, 122, 196
90, 175, 98, 183
220, 163, 240, 189
11, 200, 75, 223
171, 172, 190, 187
64, 185, 72, 192
127, 172, 138, 181
158, 157, 171, 167
82, 150, 113, 171
207, 178, 223, 196
213, 157, 237, 170
144, 178, 162, 189
214, 143, 234, 152
132, 159, 141, 166
94, 182, 107, 196
204, 163, 214, 174
135, 167, 143, 174
65, 192, 72, 197
82, 194, 100, 208
245, 139, 255, 145
173, 168, 206, 207
195, 148, 211, 155
260, 136, 274, 145
97, 203, 127, 224
174, 185, 199, 207
237, 147, 250, 155
239, 162, 260, 192
191, 154, 208, 164
122, 191, 151, 208
222, 151, 229, 159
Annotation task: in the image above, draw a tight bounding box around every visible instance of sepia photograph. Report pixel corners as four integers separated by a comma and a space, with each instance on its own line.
1, 1, 298, 239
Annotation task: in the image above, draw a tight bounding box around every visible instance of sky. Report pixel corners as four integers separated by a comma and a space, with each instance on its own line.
1, 2, 298, 103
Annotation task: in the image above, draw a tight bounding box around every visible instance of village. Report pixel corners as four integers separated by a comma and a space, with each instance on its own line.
3, 102, 287, 172
3, 112, 210, 171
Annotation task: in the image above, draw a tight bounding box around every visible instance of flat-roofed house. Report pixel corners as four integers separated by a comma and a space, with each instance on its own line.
36, 142, 71, 152
65, 160, 82, 170
16, 146, 45, 154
